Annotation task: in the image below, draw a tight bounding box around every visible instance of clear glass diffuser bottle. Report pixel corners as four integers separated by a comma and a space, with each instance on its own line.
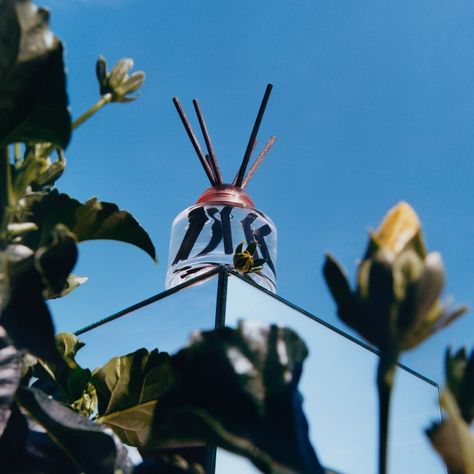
166, 185, 277, 292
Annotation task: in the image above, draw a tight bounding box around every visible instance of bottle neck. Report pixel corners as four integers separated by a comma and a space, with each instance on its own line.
196, 184, 255, 207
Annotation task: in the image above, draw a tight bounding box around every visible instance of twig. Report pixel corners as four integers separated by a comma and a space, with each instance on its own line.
232, 139, 257, 186
73, 93, 112, 130
241, 136, 276, 189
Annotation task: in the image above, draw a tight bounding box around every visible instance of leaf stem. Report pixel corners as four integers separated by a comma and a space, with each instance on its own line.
376, 347, 397, 474
72, 93, 112, 130
0, 146, 13, 239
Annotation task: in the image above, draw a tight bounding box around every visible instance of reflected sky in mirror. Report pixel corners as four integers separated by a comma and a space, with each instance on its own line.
75, 275, 218, 370
219, 274, 445, 474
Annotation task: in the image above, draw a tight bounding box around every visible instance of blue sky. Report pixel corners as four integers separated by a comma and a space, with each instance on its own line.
46, 0, 474, 389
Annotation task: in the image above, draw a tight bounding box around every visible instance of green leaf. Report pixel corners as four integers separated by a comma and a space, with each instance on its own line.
149, 321, 324, 474
33, 332, 95, 416
0, 243, 62, 363
427, 389, 474, 474
134, 455, 205, 474
44, 274, 88, 300
446, 347, 474, 425
53, 332, 92, 405
35, 224, 78, 295
0, 325, 21, 437
16, 387, 133, 474
322, 253, 353, 314
0, 403, 78, 473
22, 190, 157, 261
0, 0, 71, 147
93, 348, 172, 447
56, 332, 85, 360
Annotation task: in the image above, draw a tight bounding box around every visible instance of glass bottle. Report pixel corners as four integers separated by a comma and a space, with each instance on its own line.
166, 184, 277, 292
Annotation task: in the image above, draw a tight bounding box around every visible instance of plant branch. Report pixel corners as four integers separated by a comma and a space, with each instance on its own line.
38, 94, 113, 160
72, 93, 112, 130
376, 346, 398, 474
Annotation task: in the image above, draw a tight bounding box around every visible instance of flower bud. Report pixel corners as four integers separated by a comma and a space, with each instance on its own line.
95, 56, 145, 103
323, 202, 467, 352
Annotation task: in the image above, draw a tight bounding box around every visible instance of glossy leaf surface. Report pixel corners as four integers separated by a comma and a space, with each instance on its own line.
93, 348, 172, 447
22, 190, 157, 261
16, 387, 133, 474
0, 0, 71, 147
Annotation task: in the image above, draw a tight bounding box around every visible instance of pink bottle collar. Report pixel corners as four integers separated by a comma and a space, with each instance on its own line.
196, 185, 255, 208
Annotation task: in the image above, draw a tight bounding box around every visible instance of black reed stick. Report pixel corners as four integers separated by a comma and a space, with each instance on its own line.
205, 154, 217, 183
172, 97, 216, 185
232, 139, 257, 186
234, 83, 273, 187
241, 136, 276, 189
193, 99, 223, 185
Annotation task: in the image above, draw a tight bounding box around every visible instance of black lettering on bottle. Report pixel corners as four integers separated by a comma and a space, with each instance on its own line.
173, 207, 208, 264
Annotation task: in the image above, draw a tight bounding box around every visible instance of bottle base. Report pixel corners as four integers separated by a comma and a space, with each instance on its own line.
166, 263, 276, 293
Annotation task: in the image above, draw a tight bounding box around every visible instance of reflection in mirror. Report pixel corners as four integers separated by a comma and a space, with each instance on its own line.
219, 274, 444, 474
75, 274, 218, 370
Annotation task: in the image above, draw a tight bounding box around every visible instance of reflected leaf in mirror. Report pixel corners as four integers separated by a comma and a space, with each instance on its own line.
149, 321, 324, 474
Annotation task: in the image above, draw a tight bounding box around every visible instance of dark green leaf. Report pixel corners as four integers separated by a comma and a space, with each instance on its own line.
426, 389, 474, 474
234, 242, 244, 254
247, 241, 258, 255
35, 224, 78, 294
16, 387, 133, 474
44, 274, 88, 300
0, 244, 60, 363
446, 347, 474, 425
322, 253, 353, 315
134, 455, 205, 474
55, 332, 85, 360
350, 250, 397, 348
0, 325, 21, 437
22, 190, 157, 261
93, 348, 172, 447
0, 0, 71, 147
0, 403, 78, 473
149, 321, 324, 474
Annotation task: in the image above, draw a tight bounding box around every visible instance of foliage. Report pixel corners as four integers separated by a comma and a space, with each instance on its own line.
0, 1, 471, 474
0, 1, 324, 473
93, 348, 172, 447
323, 202, 466, 352
233, 241, 266, 274
150, 321, 322, 473
323, 202, 471, 474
